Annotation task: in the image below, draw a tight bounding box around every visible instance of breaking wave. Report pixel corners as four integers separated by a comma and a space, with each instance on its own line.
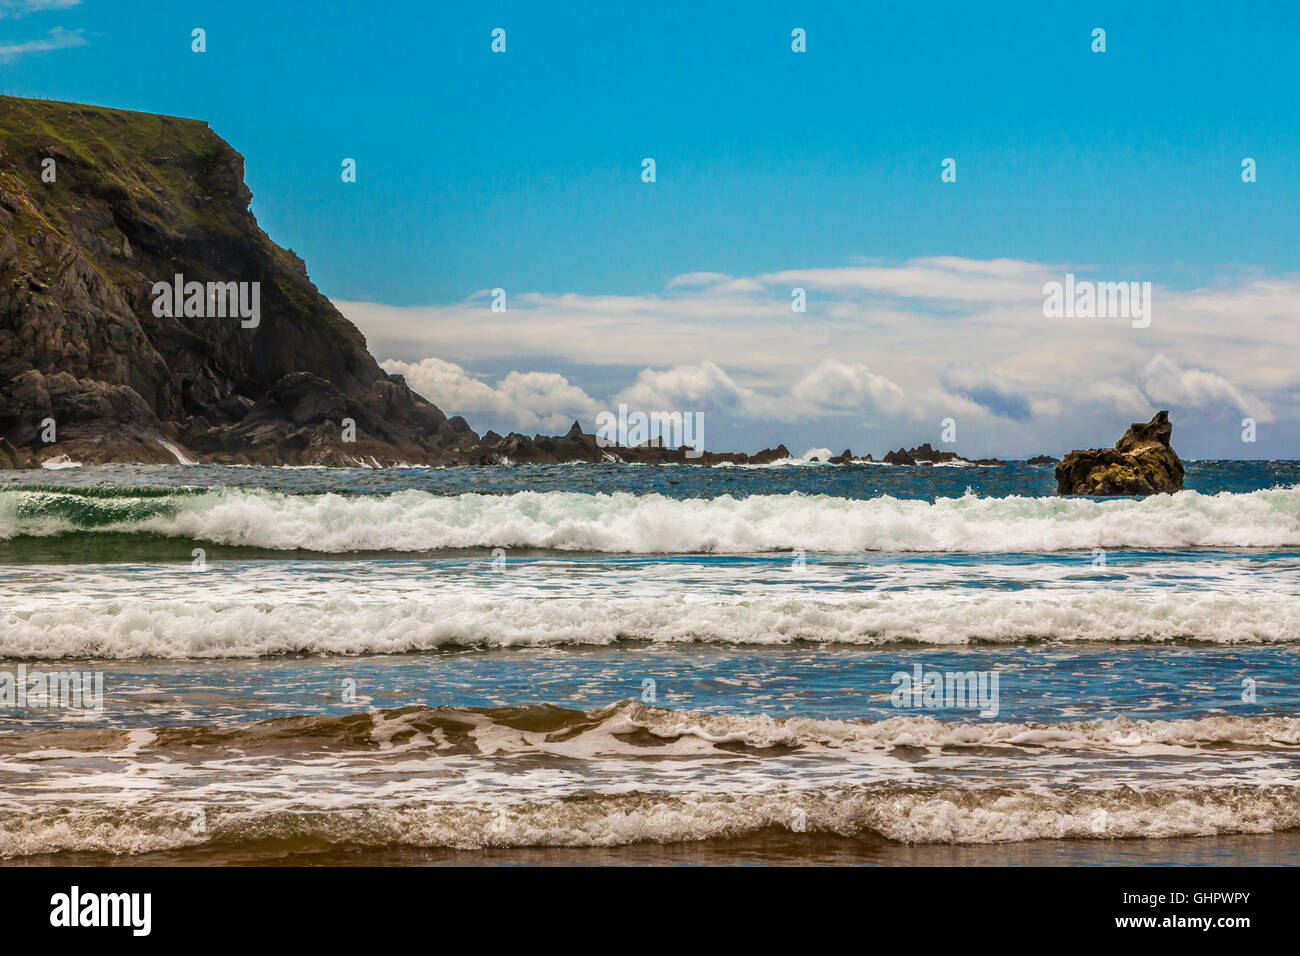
3, 705, 1299, 857
4, 586, 1300, 658
3, 485, 1300, 553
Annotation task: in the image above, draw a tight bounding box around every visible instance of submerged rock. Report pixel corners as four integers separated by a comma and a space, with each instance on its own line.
1055, 411, 1185, 495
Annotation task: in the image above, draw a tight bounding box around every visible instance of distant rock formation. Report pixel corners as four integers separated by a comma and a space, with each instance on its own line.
1055, 411, 1185, 495
882, 443, 1005, 466
1027, 454, 1059, 465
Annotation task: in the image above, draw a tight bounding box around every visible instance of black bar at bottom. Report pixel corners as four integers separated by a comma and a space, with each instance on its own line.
0, 864, 1286, 942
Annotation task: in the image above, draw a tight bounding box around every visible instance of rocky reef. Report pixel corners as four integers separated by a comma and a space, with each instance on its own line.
1055, 411, 1185, 495
880, 443, 1005, 467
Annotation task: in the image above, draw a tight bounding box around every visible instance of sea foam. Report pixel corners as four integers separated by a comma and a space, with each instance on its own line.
3, 485, 1300, 553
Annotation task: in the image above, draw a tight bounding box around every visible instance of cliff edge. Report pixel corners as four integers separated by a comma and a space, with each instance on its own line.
0, 96, 477, 467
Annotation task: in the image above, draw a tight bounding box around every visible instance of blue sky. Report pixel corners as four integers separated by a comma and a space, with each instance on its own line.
3, 1, 1299, 457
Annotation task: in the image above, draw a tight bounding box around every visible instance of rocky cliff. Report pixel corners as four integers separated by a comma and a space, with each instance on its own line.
1055, 411, 1185, 495
0, 96, 481, 467
0, 96, 1028, 471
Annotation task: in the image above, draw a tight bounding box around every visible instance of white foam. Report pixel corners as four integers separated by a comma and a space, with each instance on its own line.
4, 584, 1299, 657
38, 455, 82, 470
2, 703, 1298, 856
5, 485, 1300, 552
157, 440, 196, 466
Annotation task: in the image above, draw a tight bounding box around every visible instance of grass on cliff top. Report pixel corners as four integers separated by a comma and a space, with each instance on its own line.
1, 95, 371, 360
0, 95, 217, 170
0, 95, 240, 237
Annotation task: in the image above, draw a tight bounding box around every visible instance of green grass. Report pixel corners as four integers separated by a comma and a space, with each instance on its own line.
0, 95, 242, 241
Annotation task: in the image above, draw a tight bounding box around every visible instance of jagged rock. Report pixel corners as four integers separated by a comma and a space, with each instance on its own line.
750, 444, 791, 465
884, 443, 959, 465
0, 436, 33, 468
266, 372, 348, 426
1055, 411, 1184, 495
881, 442, 1006, 467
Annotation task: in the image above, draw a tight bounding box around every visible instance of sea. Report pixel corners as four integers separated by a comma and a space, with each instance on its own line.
1, 458, 1299, 866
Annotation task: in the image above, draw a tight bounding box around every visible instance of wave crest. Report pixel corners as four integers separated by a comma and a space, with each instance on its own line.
4, 485, 1300, 553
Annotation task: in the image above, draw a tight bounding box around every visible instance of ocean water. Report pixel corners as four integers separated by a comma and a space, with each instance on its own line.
2, 459, 1299, 865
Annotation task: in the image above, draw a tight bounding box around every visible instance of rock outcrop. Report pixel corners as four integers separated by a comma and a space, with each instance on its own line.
881, 443, 1005, 466
0, 96, 478, 466
1055, 411, 1185, 495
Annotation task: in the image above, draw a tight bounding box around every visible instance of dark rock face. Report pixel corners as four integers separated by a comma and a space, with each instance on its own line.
1027, 454, 1059, 465
1055, 411, 1185, 495
749, 444, 792, 465
882, 443, 1005, 467
0, 96, 478, 466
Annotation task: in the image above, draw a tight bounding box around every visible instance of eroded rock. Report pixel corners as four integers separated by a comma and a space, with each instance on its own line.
1055, 411, 1185, 495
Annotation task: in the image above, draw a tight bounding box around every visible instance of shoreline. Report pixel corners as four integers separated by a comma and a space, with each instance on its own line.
11, 831, 1300, 868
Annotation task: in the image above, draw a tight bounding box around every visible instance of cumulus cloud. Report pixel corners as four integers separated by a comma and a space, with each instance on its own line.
336, 257, 1300, 455
1086, 380, 1153, 416
789, 361, 908, 417
615, 362, 787, 419
940, 368, 1034, 422
382, 357, 603, 433
1139, 355, 1273, 422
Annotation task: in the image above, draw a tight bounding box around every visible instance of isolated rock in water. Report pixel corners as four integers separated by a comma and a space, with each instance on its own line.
1055, 411, 1185, 495
1027, 454, 1059, 465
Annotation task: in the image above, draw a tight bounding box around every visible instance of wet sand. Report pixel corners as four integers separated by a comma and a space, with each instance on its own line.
11, 830, 1300, 867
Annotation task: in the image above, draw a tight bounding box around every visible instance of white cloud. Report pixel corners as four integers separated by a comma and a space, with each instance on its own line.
666, 271, 731, 288
789, 360, 908, 416
0, 0, 80, 18
0, 25, 86, 58
382, 357, 603, 434
1086, 380, 1152, 416
938, 367, 1034, 422
1139, 354, 1273, 422
616, 362, 787, 419
336, 257, 1300, 454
